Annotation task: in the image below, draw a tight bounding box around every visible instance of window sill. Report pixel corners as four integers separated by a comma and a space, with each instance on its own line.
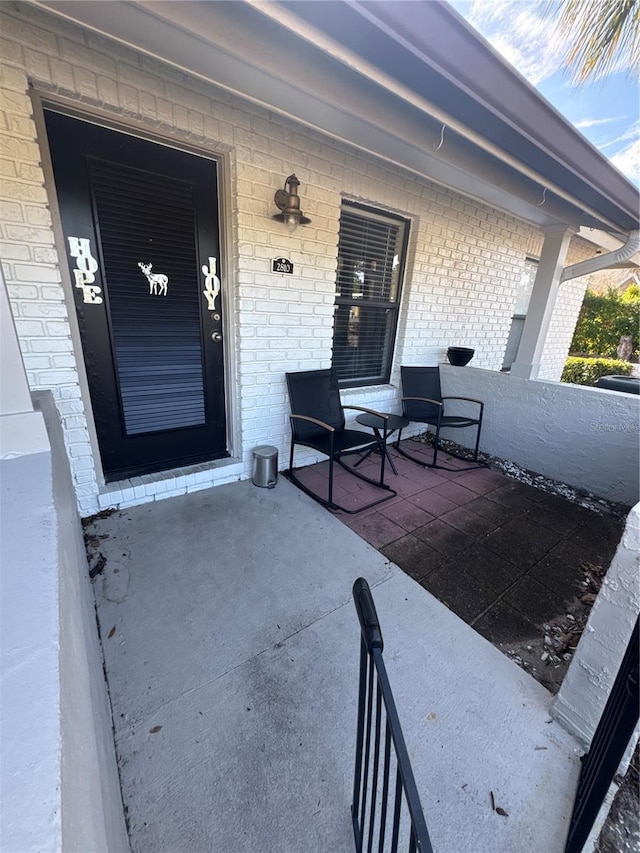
340, 383, 397, 397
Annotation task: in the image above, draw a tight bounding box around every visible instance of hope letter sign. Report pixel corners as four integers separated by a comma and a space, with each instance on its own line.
68, 236, 102, 304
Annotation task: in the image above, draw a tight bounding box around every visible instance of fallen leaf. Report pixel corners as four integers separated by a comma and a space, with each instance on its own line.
490, 791, 496, 811
107, 626, 116, 639
427, 712, 437, 722
89, 553, 106, 579
149, 725, 162, 734
496, 807, 509, 817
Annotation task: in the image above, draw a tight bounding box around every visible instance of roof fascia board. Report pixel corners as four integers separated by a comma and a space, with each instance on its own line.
270, 0, 637, 230
354, 1, 638, 219
251, 0, 599, 219
32, 1, 624, 232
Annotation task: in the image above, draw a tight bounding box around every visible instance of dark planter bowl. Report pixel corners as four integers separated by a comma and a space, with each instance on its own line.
446, 347, 475, 366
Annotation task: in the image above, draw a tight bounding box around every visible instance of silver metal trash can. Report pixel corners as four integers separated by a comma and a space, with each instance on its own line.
252, 445, 278, 488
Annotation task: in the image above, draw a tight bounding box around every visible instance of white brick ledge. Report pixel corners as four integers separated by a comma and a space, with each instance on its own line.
96, 457, 245, 512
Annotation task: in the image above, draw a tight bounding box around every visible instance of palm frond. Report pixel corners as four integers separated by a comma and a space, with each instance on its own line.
545, 0, 639, 83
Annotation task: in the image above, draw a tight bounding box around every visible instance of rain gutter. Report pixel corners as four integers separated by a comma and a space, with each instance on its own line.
561, 231, 640, 282
258, 0, 638, 234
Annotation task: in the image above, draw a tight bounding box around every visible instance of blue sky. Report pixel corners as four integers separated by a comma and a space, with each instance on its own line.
449, 0, 640, 187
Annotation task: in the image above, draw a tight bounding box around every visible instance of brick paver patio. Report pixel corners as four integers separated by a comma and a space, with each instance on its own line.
291, 437, 624, 689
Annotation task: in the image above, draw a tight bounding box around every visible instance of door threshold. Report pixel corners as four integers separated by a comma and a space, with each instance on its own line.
97, 457, 245, 511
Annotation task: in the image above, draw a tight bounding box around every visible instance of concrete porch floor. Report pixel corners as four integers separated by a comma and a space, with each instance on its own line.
88, 475, 585, 853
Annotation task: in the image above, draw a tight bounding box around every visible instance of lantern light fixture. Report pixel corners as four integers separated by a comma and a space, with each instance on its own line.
273, 174, 311, 232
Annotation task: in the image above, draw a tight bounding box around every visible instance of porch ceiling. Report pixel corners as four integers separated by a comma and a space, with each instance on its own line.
36, 0, 639, 237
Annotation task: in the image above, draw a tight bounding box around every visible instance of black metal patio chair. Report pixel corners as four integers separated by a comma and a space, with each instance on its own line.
396, 365, 486, 470
285, 369, 397, 513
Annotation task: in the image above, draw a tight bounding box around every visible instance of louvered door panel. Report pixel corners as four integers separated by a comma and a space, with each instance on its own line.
90, 160, 205, 436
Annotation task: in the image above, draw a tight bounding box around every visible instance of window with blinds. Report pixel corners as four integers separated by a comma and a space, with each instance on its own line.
331, 202, 409, 386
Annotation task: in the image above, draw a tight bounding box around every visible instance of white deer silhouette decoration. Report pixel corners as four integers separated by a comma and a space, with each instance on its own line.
138, 262, 168, 296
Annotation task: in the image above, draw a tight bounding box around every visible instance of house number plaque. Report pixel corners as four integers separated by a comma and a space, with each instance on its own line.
272, 257, 293, 275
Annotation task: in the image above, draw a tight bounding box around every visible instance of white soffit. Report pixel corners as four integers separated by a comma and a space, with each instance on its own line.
34, 0, 623, 233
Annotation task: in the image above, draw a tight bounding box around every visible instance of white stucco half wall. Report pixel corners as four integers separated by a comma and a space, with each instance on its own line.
39, 393, 130, 853
552, 503, 640, 748
0, 397, 130, 853
1, 253, 128, 851
439, 365, 640, 506
0, 451, 62, 853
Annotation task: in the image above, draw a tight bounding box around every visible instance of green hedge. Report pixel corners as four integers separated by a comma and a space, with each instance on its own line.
570, 287, 640, 358
561, 357, 633, 386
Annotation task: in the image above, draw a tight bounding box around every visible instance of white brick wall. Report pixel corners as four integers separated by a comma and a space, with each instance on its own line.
0, 2, 599, 514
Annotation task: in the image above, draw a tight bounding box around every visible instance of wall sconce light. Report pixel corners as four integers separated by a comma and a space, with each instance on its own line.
273, 174, 311, 233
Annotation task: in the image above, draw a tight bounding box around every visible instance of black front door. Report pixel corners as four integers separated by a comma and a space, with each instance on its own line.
45, 110, 227, 481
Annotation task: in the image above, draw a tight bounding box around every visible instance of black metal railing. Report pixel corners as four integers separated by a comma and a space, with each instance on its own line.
564, 616, 639, 853
351, 578, 434, 853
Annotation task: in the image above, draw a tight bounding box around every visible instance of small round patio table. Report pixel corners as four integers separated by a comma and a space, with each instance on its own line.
355, 412, 409, 476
